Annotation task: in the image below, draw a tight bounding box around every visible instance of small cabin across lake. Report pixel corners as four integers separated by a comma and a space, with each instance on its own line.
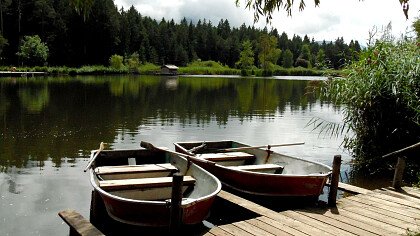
160, 65, 179, 75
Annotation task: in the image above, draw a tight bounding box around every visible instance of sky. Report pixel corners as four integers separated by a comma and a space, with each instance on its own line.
114, 0, 419, 45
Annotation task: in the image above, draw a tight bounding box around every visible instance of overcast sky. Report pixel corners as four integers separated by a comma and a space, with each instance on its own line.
114, 0, 419, 45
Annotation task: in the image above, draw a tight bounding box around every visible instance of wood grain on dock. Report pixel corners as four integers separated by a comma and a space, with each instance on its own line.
59, 185, 420, 235
204, 186, 420, 236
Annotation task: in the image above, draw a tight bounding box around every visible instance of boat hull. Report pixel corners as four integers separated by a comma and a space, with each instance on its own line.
174, 140, 332, 198
89, 148, 221, 227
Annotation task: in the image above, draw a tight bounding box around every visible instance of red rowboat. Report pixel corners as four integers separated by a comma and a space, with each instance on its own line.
174, 140, 332, 198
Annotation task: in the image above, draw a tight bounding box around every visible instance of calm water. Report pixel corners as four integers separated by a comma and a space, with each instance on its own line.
0, 75, 350, 235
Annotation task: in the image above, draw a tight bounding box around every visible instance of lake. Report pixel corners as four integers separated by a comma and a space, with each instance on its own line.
0, 75, 350, 235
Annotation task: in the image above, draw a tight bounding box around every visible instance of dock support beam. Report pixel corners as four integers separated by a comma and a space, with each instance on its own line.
169, 173, 183, 233
392, 156, 406, 189
328, 155, 341, 207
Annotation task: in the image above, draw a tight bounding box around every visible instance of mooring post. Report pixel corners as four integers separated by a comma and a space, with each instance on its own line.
392, 156, 406, 189
169, 173, 183, 233
328, 155, 341, 207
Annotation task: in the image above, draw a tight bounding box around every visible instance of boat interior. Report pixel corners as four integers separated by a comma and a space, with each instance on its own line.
93, 150, 198, 201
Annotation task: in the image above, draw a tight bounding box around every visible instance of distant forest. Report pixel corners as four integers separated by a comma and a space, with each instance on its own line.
0, 0, 361, 69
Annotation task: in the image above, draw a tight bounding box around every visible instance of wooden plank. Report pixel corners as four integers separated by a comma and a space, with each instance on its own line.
337, 203, 419, 230
343, 195, 420, 219
257, 216, 310, 236
95, 164, 177, 175
304, 207, 399, 236
226, 164, 283, 172
296, 210, 378, 236
281, 210, 355, 236
346, 193, 420, 215
217, 191, 329, 235
99, 176, 195, 191
233, 220, 276, 236
206, 227, 235, 236
198, 152, 255, 161
379, 188, 420, 204
246, 218, 292, 236
366, 192, 420, 210
219, 224, 255, 236
217, 190, 279, 216
325, 182, 372, 195
342, 197, 419, 224
402, 187, 420, 197
58, 210, 104, 236
266, 214, 333, 236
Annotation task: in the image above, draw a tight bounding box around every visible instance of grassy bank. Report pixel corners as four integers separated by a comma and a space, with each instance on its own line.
1, 61, 338, 77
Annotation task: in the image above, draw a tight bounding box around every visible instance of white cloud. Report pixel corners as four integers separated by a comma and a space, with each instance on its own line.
114, 0, 420, 44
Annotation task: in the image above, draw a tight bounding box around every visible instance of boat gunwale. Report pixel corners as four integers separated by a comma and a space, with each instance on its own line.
89, 148, 222, 207
174, 140, 333, 177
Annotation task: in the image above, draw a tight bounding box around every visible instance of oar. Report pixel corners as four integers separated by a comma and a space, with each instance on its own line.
84, 142, 106, 172
140, 141, 194, 159
216, 142, 305, 152
140, 141, 215, 164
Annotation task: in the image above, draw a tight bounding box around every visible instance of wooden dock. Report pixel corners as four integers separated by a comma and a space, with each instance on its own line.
0, 71, 46, 77
203, 186, 420, 236
59, 185, 420, 235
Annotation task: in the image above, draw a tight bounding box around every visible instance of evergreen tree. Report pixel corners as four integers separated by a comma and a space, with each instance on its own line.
282, 49, 293, 68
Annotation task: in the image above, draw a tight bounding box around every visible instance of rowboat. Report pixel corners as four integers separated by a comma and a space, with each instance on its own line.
174, 140, 332, 198
88, 147, 221, 227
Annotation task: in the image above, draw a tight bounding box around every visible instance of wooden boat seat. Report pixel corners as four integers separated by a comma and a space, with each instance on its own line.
227, 164, 284, 172
95, 163, 178, 175
198, 152, 255, 162
99, 176, 196, 191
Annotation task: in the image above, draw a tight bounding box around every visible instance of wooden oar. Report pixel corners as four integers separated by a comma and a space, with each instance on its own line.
140, 141, 194, 159
217, 142, 305, 152
84, 142, 105, 172
140, 141, 219, 164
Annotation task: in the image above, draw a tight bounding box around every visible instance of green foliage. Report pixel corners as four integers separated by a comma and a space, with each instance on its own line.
109, 54, 125, 70
0, 0, 360, 70
295, 58, 310, 68
0, 35, 7, 58
235, 0, 320, 23
69, 0, 94, 22
414, 18, 420, 40
138, 62, 160, 74
16, 35, 49, 66
282, 49, 293, 68
236, 40, 254, 70
322, 39, 420, 177
258, 34, 281, 73
181, 60, 240, 75
125, 53, 140, 73
316, 49, 327, 69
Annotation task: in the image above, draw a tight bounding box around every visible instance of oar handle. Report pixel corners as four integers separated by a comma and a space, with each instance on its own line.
84, 142, 105, 172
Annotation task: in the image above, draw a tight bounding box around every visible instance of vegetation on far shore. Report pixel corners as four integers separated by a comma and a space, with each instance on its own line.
0, 60, 338, 77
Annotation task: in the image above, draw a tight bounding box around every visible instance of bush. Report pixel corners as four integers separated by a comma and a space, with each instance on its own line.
16, 35, 49, 66
109, 54, 124, 70
125, 53, 140, 73
322, 39, 420, 179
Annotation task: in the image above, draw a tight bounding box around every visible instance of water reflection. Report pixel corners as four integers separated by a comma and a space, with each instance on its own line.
0, 75, 341, 170
0, 75, 348, 236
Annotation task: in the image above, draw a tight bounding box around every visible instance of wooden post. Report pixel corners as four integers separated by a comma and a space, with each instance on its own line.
328, 155, 341, 207
392, 156, 406, 189
169, 173, 183, 233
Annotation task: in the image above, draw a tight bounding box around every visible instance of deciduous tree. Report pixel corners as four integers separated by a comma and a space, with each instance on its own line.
236, 40, 254, 69
16, 35, 48, 66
